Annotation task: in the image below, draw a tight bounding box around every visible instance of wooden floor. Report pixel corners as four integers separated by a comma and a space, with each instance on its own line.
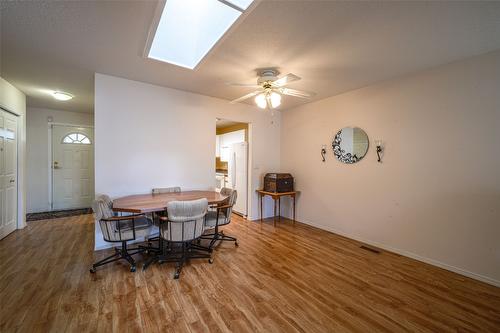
1, 214, 499, 333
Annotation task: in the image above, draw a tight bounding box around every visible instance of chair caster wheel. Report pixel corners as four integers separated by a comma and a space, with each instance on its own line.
235, 241, 239, 247
130, 266, 136, 272
90, 267, 96, 273
208, 258, 214, 264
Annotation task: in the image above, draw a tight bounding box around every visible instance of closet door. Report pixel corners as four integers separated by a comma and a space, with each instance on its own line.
0, 109, 18, 240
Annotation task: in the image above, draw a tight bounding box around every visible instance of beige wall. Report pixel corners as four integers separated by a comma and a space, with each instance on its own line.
26, 107, 94, 213
0, 77, 27, 229
280, 50, 500, 286
95, 74, 281, 249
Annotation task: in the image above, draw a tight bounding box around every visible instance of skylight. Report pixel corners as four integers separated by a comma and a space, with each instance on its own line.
148, 0, 254, 69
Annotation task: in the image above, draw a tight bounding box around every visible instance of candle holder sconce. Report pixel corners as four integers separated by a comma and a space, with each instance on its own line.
321, 145, 327, 162
375, 140, 383, 163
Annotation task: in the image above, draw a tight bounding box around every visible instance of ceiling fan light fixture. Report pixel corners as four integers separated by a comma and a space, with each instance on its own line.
255, 93, 267, 109
270, 92, 281, 108
230, 70, 315, 108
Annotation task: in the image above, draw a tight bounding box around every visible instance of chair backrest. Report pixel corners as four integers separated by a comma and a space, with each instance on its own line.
212, 189, 237, 226
219, 187, 233, 206
220, 187, 232, 197
92, 195, 114, 221
224, 190, 237, 223
161, 198, 208, 242
93, 195, 135, 242
152, 187, 181, 194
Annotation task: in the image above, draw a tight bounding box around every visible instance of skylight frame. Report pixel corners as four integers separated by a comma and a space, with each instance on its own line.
144, 0, 258, 70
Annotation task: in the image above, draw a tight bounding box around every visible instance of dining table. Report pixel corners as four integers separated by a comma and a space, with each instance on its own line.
112, 190, 229, 213
112, 190, 229, 272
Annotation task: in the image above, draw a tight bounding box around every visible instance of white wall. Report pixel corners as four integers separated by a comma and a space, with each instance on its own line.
280, 50, 500, 286
0, 77, 27, 229
95, 73, 281, 249
26, 107, 94, 213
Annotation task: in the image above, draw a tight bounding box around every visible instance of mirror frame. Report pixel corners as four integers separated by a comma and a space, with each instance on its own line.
332, 127, 369, 164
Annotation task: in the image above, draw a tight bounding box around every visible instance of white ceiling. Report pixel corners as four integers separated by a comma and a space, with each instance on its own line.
2, 1, 500, 113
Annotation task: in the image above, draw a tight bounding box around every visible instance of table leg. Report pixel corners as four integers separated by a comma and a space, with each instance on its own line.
278, 196, 281, 221
293, 194, 296, 225
273, 197, 277, 227
260, 193, 263, 223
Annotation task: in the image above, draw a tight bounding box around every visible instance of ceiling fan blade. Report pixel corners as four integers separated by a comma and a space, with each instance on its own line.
271, 73, 301, 87
230, 90, 262, 104
278, 88, 316, 99
226, 82, 261, 88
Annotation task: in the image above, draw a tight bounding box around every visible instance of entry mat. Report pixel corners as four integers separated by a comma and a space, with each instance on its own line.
26, 208, 93, 222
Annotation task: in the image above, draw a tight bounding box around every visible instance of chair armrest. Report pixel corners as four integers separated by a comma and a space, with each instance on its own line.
215, 204, 232, 211
101, 214, 145, 222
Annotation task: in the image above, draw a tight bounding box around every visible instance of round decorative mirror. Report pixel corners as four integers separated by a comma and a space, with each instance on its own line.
332, 127, 369, 164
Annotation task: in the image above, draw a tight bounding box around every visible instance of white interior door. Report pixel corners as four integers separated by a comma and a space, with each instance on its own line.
52, 125, 94, 210
0, 109, 18, 239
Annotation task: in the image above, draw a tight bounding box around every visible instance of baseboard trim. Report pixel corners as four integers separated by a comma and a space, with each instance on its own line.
297, 218, 500, 288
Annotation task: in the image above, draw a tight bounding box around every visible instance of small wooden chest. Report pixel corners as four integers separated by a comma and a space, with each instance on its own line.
264, 173, 294, 193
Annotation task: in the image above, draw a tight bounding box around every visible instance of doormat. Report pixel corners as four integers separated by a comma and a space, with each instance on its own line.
26, 208, 93, 222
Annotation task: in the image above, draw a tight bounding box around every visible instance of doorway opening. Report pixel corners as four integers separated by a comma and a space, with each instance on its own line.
49, 124, 94, 211
215, 118, 249, 218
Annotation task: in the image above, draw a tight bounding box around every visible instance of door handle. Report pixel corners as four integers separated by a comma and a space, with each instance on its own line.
9, 179, 15, 183
53, 161, 61, 169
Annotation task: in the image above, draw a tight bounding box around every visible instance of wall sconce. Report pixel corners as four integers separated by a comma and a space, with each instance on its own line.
375, 140, 383, 163
321, 145, 327, 162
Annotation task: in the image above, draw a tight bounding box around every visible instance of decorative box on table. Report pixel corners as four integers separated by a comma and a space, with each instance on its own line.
263, 173, 294, 193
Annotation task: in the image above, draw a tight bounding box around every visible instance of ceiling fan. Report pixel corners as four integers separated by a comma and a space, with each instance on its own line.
228, 69, 316, 109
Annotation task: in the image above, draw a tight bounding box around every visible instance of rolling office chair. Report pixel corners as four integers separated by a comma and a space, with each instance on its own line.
157, 198, 212, 279
90, 195, 157, 273
202, 188, 238, 248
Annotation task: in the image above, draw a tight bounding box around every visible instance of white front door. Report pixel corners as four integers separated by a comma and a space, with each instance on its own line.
52, 125, 94, 210
0, 109, 18, 239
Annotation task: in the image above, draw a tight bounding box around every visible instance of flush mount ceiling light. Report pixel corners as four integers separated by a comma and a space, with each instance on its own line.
52, 91, 73, 101
146, 0, 255, 69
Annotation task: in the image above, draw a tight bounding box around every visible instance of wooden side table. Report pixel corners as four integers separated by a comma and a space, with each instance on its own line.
256, 190, 297, 226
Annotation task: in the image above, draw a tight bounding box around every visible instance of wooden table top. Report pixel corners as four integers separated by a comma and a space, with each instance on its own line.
112, 190, 229, 213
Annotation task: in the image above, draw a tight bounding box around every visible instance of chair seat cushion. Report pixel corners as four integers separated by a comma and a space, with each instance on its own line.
204, 211, 229, 229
